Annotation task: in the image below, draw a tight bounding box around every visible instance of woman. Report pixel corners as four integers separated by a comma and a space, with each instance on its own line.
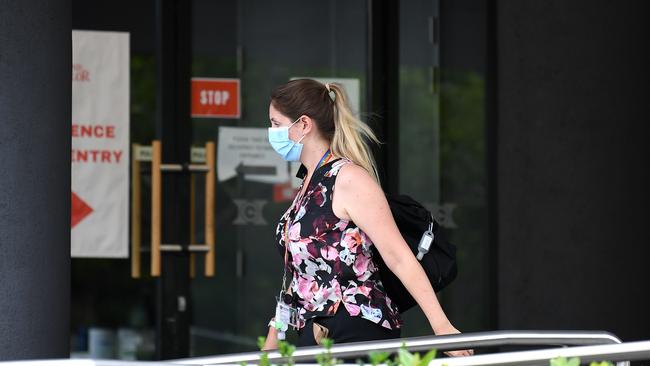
263, 79, 471, 357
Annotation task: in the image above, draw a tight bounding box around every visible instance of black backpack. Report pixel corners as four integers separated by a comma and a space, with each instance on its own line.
371, 194, 458, 312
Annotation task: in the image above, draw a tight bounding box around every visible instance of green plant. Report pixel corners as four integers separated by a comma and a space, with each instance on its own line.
390, 343, 437, 366
550, 357, 614, 366
253, 336, 444, 366
278, 340, 297, 366
315, 338, 340, 366
257, 336, 270, 366
368, 351, 390, 366
550, 357, 580, 366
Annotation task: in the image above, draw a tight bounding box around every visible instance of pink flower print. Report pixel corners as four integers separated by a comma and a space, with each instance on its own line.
330, 231, 341, 245
327, 300, 341, 315
304, 258, 333, 276
314, 285, 339, 305
312, 215, 332, 235
289, 241, 310, 266
357, 285, 372, 297
295, 205, 306, 221
315, 258, 332, 273
312, 183, 328, 207
353, 254, 370, 276
366, 259, 377, 273
274, 157, 403, 331
288, 222, 302, 241
341, 228, 362, 252
297, 276, 317, 302
320, 245, 339, 261
326, 160, 348, 177
302, 301, 317, 312
332, 259, 343, 274
311, 287, 326, 304
334, 219, 349, 232
329, 278, 340, 290
325, 289, 341, 304
385, 295, 394, 309
339, 247, 355, 266
344, 302, 361, 316
307, 242, 319, 258
360, 231, 375, 252
342, 282, 359, 301
291, 252, 302, 267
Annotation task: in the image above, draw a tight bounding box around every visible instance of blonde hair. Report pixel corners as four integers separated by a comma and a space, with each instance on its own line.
270, 79, 381, 183
326, 83, 380, 183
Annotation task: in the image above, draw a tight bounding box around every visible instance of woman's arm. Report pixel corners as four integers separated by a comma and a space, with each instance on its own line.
333, 164, 472, 357
262, 324, 279, 350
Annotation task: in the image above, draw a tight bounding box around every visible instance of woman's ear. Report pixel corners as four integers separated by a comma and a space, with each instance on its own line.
299, 115, 314, 135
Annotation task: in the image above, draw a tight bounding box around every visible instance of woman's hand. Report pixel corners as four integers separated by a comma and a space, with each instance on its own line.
433, 321, 474, 357
262, 325, 279, 351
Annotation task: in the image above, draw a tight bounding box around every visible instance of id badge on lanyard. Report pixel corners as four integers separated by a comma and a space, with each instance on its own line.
274, 291, 299, 332
275, 212, 300, 333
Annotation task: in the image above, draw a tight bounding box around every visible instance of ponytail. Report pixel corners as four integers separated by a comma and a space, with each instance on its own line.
326, 83, 381, 183
270, 79, 381, 183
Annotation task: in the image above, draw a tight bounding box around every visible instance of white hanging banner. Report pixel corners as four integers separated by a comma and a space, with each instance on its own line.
71, 30, 130, 258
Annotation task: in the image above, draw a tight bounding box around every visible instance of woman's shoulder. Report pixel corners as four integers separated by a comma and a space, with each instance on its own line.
330, 159, 377, 189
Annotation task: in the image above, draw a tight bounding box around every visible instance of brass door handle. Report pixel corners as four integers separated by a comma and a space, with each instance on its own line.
130, 140, 216, 279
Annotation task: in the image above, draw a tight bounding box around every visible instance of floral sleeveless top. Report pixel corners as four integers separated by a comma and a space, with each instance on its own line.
275, 158, 402, 330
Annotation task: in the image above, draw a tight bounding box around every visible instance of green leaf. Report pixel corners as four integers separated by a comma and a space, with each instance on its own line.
398, 348, 415, 366
550, 357, 567, 366
420, 349, 438, 366
550, 357, 581, 366
566, 357, 580, 366
368, 351, 390, 366
259, 353, 270, 366
322, 337, 334, 350
278, 340, 289, 356
412, 353, 421, 366
257, 336, 267, 351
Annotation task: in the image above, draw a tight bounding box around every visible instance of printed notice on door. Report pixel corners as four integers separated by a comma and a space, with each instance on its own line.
71, 30, 130, 258
217, 127, 289, 184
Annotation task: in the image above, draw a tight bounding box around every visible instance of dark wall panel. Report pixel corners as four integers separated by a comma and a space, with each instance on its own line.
0, 0, 71, 360
496, 0, 650, 340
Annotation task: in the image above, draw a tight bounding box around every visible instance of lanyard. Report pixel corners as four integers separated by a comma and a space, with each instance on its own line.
315, 149, 332, 170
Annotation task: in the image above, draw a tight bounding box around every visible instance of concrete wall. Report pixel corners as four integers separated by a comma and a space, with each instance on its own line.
496, 0, 650, 340
0, 0, 71, 359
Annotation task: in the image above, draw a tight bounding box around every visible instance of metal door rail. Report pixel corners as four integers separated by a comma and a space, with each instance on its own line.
174, 330, 623, 365
0, 331, 639, 366
428, 340, 650, 366
0, 360, 174, 366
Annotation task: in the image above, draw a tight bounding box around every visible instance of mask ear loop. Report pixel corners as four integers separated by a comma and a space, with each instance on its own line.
292, 116, 307, 143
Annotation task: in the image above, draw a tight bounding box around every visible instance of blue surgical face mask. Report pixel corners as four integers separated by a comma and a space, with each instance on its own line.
268, 118, 306, 162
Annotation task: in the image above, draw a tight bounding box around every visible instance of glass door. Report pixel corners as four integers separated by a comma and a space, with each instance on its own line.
398, 0, 491, 334
189, 0, 370, 355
